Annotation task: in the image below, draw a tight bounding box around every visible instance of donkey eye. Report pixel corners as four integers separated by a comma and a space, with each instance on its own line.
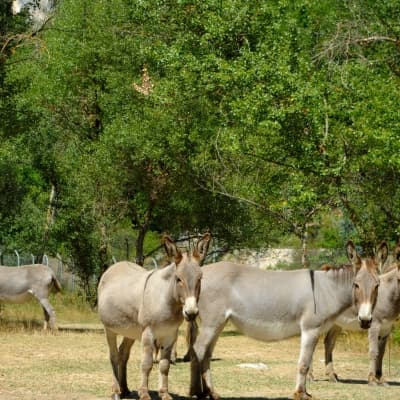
176, 277, 183, 286
353, 283, 359, 290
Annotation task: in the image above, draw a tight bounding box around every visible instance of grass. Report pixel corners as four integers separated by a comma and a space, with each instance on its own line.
0, 291, 100, 330
1, 295, 400, 399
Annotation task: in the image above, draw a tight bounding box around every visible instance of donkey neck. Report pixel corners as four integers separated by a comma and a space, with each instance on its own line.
315, 267, 355, 316
377, 268, 400, 319
139, 264, 182, 326
145, 263, 178, 302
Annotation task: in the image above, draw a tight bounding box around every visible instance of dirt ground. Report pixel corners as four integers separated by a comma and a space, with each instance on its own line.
0, 325, 399, 400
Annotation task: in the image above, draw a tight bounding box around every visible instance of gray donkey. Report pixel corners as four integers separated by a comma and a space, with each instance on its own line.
323, 240, 400, 385
98, 233, 211, 400
0, 263, 61, 330
189, 240, 388, 400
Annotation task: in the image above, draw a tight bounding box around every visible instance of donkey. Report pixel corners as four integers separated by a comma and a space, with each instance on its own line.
98, 233, 211, 400
0, 263, 62, 330
323, 240, 400, 386
189, 240, 388, 400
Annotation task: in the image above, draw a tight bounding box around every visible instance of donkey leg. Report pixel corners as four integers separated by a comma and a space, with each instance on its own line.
191, 326, 223, 400
368, 324, 389, 387
158, 337, 177, 400
376, 334, 389, 385
139, 327, 154, 400
294, 327, 320, 400
182, 321, 192, 362
42, 305, 50, 331
105, 329, 123, 400
170, 337, 177, 364
324, 325, 342, 382
367, 324, 382, 386
375, 334, 389, 386
118, 337, 135, 397
153, 339, 160, 363
38, 297, 57, 331
190, 345, 203, 397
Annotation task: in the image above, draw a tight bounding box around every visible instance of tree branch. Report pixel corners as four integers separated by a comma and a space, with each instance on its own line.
353, 36, 400, 46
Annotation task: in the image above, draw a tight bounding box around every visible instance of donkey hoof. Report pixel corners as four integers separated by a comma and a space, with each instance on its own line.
368, 379, 379, 387
111, 394, 121, 400
190, 390, 218, 400
293, 390, 312, 400
159, 392, 172, 400
210, 391, 220, 400
139, 389, 152, 400
328, 373, 339, 383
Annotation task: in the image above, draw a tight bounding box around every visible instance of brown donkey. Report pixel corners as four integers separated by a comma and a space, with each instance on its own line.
189, 240, 388, 400
98, 233, 211, 400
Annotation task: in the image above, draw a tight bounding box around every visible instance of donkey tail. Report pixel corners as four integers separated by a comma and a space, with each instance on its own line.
52, 274, 62, 292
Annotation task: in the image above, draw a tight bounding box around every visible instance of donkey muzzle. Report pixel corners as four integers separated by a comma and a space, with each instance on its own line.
358, 302, 373, 329
183, 296, 199, 321
358, 316, 372, 329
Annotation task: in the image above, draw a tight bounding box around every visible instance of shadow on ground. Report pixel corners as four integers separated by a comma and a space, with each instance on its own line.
119, 389, 291, 400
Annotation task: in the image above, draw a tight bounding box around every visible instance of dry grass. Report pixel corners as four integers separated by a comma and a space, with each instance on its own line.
0, 292, 99, 327
0, 298, 400, 400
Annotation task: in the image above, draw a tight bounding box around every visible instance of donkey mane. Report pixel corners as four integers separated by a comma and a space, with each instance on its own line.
317, 263, 357, 290
320, 263, 352, 272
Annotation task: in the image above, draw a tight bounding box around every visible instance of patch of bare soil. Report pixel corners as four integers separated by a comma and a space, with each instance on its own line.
0, 326, 399, 400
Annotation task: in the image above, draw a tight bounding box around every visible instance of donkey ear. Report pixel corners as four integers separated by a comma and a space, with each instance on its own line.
162, 234, 182, 264
375, 241, 389, 272
346, 240, 361, 267
193, 232, 212, 265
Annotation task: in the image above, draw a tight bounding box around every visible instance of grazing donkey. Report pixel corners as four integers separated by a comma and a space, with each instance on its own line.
323, 240, 400, 386
189, 240, 388, 400
0, 264, 62, 330
98, 233, 211, 400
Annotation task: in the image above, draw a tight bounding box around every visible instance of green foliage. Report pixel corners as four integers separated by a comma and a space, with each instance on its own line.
2, 0, 400, 286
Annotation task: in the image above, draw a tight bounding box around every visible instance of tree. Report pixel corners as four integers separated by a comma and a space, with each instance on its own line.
4, 0, 400, 284
4, 0, 253, 290
0, 1, 51, 255
185, 0, 400, 257
314, 0, 400, 252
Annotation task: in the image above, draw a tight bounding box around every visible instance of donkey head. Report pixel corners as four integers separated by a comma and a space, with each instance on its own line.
346, 240, 388, 329
162, 232, 211, 321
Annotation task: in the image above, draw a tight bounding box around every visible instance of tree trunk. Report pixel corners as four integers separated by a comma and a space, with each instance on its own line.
360, 239, 376, 257
301, 224, 309, 268
135, 224, 148, 266
41, 183, 56, 256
